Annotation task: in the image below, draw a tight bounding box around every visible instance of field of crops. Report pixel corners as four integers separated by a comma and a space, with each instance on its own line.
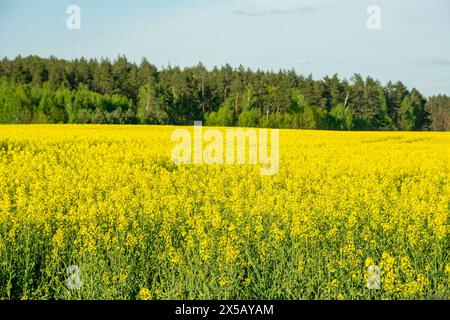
0, 125, 449, 300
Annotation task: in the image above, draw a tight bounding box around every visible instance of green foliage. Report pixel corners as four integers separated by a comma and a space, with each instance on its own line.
205, 98, 234, 127
398, 96, 416, 131
137, 81, 168, 124
328, 104, 354, 130
0, 55, 447, 130
237, 109, 259, 127
426, 95, 450, 131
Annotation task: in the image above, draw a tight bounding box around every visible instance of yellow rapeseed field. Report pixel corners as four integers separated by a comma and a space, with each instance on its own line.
0, 125, 449, 299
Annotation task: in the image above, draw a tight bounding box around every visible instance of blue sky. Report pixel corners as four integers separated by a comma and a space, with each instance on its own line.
0, 0, 449, 96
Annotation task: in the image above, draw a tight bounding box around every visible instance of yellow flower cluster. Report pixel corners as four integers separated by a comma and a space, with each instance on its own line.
0, 125, 448, 299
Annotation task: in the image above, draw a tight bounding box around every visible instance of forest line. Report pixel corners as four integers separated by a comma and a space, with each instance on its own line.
0, 55, 449, 130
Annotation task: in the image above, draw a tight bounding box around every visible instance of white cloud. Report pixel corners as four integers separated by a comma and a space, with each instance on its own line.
232, 5, 316, 17
293, 59, 310, 65
413, 56, 450, 66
